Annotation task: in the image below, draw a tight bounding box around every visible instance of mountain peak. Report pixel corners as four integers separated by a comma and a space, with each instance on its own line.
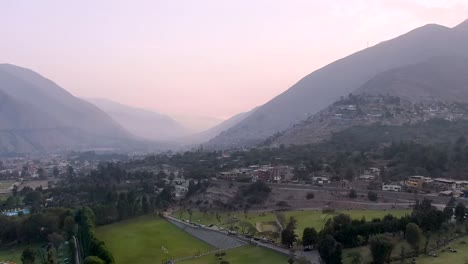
454, 19, 468, 30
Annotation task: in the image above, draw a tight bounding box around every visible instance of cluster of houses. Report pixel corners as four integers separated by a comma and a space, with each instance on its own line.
379, 175, 468, 197
217, 165, 294, 183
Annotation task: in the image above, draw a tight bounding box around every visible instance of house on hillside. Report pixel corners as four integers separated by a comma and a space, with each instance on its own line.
382, 184, 402, 192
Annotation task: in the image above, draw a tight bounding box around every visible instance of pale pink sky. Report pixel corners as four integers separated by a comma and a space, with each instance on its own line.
1, 0, 468, 125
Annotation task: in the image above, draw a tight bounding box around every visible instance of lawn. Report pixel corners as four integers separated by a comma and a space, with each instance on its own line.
285, 209, 411, 235
174, 209, 411, 236
0, 180, 14, 191
179, 245, 289, 264
414, 237, 468, 264
0, 244, 40, 264
97, 216, 215, 264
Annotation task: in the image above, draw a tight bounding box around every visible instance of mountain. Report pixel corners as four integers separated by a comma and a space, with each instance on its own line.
356, 56, 468, 102
270, 56, 468, 146
0, 64, 135, 153
207, 19, 468, 149
87, 98, 189, 141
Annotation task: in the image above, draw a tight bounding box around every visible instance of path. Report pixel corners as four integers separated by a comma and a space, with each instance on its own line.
165, 215, 320, 263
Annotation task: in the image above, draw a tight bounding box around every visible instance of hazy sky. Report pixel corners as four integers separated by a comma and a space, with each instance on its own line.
1, 1, 468, 125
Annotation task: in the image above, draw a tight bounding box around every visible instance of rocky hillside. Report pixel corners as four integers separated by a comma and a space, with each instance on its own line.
271, 55, 468, 146
270, 94, 468, 146
207, 19, 468, 149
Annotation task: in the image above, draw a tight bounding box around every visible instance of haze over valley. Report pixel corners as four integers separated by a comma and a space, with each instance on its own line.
3, 2, 468, 264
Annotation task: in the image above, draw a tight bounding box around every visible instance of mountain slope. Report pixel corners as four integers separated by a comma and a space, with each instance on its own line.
271, 56, 468, 146
0, 64, 134, 153
356, 56, 468, 101
87, 98, 188, 141
207, 19, 468, 149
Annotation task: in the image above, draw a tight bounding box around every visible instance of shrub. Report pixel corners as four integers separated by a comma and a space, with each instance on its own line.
368, 191, 378, 201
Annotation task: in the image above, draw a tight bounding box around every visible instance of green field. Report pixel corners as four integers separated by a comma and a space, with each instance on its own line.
0, 180, 14, 191
97, 216, 215, 263
0, 245, 40, 264
285, 209, 410, 235
174, 209, 411, 236
179, 245, 288, 264
414, 237, 468, 264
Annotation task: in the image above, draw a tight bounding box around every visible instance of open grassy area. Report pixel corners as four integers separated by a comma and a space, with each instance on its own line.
97, 216, 215, 264
0, 244, 40, 264
174, 209, 411, 237
285, 209, 411, 235
0, 180, 14, 191
179, 245, 289, 264
414, 237, 468, 264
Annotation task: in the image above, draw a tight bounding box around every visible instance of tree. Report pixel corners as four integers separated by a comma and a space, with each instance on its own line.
345, 167, 355, 181
64, 216, 76, 238
67, 165, 74, 178
347, 252, 362, 264
239, 221, 256, 235
21, 248, 36, 264
455, 202, 466, 223
83, 256, 105, 264
53, 166, 60, 178
369, 235, 394, 264
302, 227, 318, 248
405, 223, 422, 254
318, 235, 343, 264
443, 206, 454, 221
367, 191, 378, 202
349, 189, 357, 199
306, 192, 315, 200
48, 232, 65, 250
282, 217, 298, 247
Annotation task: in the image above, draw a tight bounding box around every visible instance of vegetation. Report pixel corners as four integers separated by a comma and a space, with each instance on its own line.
97, 216, 214, 263
318, 235, 343, 264
179, 245, 288, 264
369, 235, 394, 264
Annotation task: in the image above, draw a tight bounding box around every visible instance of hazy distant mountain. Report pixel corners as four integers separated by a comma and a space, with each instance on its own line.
87, 98, 189, 141
207, 19, 468, 149
270, 56, 468, 146
186, 108, 257, 144
0, 64, 134, 153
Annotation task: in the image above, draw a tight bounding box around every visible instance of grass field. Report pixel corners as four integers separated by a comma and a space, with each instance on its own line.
179, 245, 288, 264
0, 244, 40, 263
414, 237, 468, 264
97, 216, 215, 264
285, 209, 411, 235
174, 209, 411, 236
0, 180, 14, 191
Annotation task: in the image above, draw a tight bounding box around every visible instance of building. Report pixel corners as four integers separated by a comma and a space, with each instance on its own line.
312, 176, 330, 185
358, 175, 375, 181
433, 178, 456, 190
405, 176, 432, 188
382, 184, 402, 192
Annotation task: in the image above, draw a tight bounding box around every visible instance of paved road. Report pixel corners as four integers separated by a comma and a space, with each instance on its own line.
165, 215, 320, 263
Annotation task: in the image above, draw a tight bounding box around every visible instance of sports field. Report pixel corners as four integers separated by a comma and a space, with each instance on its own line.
97, 216, 215, 263
175, 209, 410, 236
179, 245, 288, 264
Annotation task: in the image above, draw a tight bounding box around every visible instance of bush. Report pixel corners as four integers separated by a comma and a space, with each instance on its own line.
349, 189, 358, 199
368, 191, 378, 201
306, 192, 315, 200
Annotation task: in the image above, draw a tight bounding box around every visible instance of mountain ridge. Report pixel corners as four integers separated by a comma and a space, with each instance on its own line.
206, 19, 468, 149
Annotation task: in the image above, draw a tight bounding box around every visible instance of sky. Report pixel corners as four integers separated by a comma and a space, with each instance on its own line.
1, 0, 468, 130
